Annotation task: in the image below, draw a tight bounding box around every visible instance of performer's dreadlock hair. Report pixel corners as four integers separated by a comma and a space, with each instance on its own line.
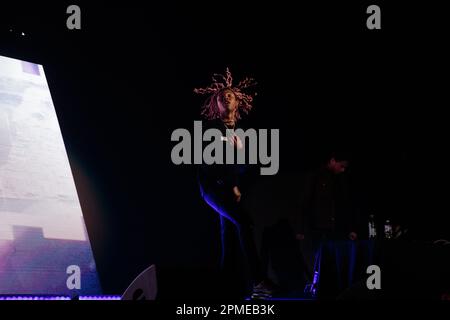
194, 67, 257, 120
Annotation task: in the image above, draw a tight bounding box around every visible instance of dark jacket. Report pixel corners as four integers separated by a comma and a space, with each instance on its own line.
295, 167, 357, 237
197, 119, 244, 192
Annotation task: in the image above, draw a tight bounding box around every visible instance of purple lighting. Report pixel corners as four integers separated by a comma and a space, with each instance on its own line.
0, 295, 121, 300
0, 296, 70, 300
21, 61, 40, 75
79, 296, 121, 300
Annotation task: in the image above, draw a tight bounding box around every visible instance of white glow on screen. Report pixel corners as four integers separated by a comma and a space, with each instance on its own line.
0, 55, 101, 295
0, 55, 86, 241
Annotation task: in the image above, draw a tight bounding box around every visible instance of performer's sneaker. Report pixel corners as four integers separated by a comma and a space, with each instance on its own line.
251, 281, 274, 300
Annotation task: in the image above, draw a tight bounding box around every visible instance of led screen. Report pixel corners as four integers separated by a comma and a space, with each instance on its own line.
0, 55, 101, 295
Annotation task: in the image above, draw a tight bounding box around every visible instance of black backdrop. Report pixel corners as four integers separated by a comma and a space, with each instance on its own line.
0, 1, 449, 297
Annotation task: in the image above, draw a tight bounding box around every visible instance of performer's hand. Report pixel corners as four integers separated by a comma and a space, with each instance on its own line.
349, 232, 358, 241
230, 135, 243, 150
295, 233, 305, 241
232, 186, 242, 202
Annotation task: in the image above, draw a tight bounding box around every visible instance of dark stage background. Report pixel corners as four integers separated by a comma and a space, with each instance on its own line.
1, 1, 449, 297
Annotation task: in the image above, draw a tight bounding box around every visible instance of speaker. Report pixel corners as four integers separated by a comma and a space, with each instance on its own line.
121, 265, 158, 300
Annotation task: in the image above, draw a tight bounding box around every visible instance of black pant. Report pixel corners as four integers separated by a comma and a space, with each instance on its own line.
199, 182, 264, 286
310, 230, 358, 299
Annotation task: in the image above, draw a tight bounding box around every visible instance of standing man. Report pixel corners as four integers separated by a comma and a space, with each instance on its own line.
295, 151, 359, 298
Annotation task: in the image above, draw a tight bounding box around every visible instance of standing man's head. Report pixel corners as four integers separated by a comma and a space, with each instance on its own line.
324, 151, 350, 174
194, 67, 257, 121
